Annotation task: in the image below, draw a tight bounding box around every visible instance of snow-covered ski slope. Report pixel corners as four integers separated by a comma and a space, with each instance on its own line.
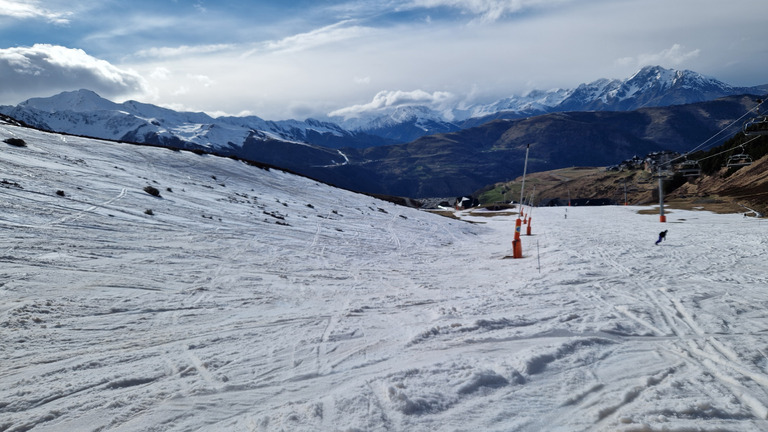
2, 121, 768, 432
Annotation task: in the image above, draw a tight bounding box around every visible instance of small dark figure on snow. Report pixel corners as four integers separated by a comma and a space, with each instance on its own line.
655, 230, 668, 245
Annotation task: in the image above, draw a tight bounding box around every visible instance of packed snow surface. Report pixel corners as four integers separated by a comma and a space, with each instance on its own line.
2, 122, 768, 432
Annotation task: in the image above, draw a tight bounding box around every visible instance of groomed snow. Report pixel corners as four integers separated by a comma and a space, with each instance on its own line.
2, 122, 768, 432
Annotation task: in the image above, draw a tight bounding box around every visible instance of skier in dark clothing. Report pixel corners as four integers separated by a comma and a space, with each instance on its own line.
655, 230, 667, 245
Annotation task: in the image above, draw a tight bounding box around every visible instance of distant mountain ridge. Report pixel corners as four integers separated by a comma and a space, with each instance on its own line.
1, 66, 765, 198
2, 89, 392, 151
302, 95, 767, 197
331, 66, 765, 140
2, 66, 763, 150
555, 66, 749, 111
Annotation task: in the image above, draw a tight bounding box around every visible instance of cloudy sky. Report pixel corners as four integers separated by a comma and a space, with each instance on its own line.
1, 0, 766, 120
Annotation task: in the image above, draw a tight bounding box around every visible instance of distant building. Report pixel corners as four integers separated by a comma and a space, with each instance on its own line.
455, 196, 479, 209
607, 154, 645, 171
644, 151, 680, 174
607, 151, 681, 173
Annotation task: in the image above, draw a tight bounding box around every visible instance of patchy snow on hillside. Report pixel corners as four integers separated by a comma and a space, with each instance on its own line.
2, 122, 768, 432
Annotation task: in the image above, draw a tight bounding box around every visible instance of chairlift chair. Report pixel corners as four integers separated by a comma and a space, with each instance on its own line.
744, 99, 768, 136
678, 160, 701, 177
726, 153, 753, 168
743, 115, 768, 136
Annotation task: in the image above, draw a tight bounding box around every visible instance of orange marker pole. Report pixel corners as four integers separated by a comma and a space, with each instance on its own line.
512, 217, 523, 258
512, 143, 530, 259
526, 216, 532, 235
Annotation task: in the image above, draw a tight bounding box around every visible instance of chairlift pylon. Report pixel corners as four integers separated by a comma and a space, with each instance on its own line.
653, 167, 674, 178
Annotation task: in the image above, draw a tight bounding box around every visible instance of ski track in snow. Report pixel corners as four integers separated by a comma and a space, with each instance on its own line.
3, 121, 768, 431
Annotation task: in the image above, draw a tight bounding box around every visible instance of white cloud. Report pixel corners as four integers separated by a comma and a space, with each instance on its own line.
406, 0, 573, 23
133, 44, 234, 59
172, 86, 190, 96
329, 89, 455, 118
31, 0, 760, 121
616, 44, 701, 69
83, 15, 181, 44
193, 1, 207, 14
640, 44, 701, 66
244, 20, 374, 56
0, 44, 149, 103
150, 67, 172, 80
188, 74, 214, 87
0, 0, 71, 24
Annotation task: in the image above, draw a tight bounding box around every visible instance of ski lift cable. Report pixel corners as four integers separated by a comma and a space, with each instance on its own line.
688, 99, 764, 155
661, 100, 765, 168
690, 104, 760, 155
694, 135, 762, 164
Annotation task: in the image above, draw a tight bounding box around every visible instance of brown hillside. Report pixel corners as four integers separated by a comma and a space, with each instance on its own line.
672, 153, 768, 213
478, 154, 768, 215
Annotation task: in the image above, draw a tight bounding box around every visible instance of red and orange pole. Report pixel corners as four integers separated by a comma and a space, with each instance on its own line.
512, 217, 523, 258
512, 143, 530, 259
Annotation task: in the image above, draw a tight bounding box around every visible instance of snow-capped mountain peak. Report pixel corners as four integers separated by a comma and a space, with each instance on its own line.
20, 89, 120, 113
0, 66, 762, 154
628, 65, 679, 85
1, 90, 375, 155
332, 66, 760, 135
465, 88, 572, 119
